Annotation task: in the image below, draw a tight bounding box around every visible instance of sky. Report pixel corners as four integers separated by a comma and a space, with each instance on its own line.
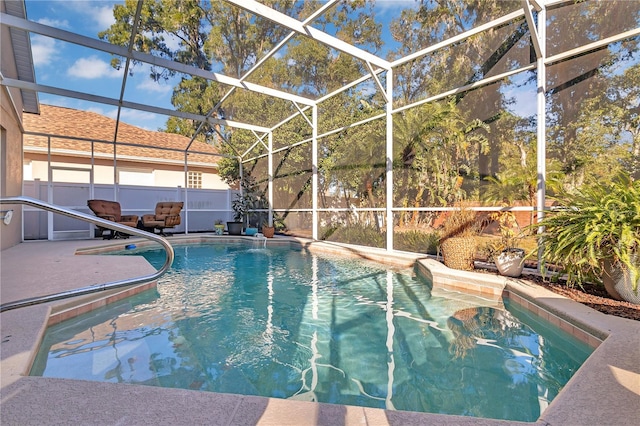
26, 0, 178, 131
24, 0, 413, 132
23, 0, 540, 132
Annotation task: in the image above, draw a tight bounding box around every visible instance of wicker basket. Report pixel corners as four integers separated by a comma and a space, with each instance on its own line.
440, 236, 477, 271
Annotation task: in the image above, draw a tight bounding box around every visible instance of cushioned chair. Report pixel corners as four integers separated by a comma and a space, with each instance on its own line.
87, 199, 138, 239
142, 202, 183, 236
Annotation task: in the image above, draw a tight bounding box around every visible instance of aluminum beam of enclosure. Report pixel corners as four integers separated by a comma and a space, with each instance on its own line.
2, 1, 38, 113
0, 13, 315, 107
522, 0, 543, 59
112, 0, 143, 144
213, 0, 340, 111
225, 0, 390, 70
207, 0, 340, 143
1, 77, 270, 133
390, 9, 526, 68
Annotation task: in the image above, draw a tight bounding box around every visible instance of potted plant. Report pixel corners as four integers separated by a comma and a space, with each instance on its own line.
438, 204, 482, 271
229, 194, 248, 235
535, 174, 640, 304
230, 177, 266, 236
214, 219, 225, 235
227, 199, 244, 235
486, 210, 526, 277
261, 220, 275, 238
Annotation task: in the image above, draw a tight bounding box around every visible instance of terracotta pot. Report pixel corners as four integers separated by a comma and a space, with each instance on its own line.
495, 248, 525, 278
262, 226, 275, 238
440, 236, 476, 271
602, 259, 640, 305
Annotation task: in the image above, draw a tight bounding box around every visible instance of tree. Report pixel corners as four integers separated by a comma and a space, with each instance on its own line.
561, 63, 640, 184
387, 0, 533, 222
101, 0, 299, 140
544, 1, 640, 188
393, 99, 489, 227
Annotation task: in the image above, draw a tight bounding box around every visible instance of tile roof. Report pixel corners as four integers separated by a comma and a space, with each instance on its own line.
23, 104, 220, 167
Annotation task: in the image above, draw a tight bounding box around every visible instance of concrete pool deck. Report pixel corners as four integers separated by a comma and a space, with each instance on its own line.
1, 236, 638, 425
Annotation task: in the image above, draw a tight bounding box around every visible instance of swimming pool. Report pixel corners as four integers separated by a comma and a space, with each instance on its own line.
31, 242, 592, 422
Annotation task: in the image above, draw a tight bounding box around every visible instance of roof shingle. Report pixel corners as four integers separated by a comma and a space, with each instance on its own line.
23, 104, 220, 166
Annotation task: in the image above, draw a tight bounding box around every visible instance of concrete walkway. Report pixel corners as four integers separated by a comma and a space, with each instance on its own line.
1, 238, 638, 425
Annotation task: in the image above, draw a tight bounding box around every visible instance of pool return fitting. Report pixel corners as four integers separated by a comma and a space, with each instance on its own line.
254, 232, 267, 248
0, 209, 13, 225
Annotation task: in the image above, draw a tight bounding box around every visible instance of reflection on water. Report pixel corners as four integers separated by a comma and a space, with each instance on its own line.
31, 244, 593, 422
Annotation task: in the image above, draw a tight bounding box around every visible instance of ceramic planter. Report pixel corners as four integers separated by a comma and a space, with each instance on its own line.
602, 259, 640, 304
495, 248, 525, 278
227, 221, 243, 235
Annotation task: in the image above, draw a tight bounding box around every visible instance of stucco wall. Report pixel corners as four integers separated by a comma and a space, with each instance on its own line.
24, 158, 230, 190
1, 88, 24, 250
1, 0, 25, 249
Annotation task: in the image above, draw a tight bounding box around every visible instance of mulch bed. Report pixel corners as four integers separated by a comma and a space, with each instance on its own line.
525, 276, 640, 321
473, 261, 640, 321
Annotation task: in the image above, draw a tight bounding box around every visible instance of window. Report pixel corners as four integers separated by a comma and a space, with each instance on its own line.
188, 171, 202, 189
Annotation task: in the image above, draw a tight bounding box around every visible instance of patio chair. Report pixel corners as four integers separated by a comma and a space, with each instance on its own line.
87, 199, 138, 239
142, 201, 184, 236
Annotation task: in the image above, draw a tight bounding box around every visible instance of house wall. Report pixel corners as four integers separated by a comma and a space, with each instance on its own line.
1, 10, 25, 249
0, 92, 25, 250
23, 155, 229, 189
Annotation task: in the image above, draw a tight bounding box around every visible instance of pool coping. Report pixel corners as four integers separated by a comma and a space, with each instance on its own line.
1, 235, 638, 425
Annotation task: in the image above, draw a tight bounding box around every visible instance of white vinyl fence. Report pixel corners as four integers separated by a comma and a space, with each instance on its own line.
23, 179, 238, 240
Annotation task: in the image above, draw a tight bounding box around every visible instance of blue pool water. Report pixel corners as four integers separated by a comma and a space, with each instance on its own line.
31, 243, 593, 421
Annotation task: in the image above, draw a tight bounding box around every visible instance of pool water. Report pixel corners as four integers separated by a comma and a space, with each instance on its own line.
31, 243, 593, 421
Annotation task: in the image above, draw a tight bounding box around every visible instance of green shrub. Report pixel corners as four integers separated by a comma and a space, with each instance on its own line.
534, 174, 640, 289
394, 230, 439, 254
320, 224, 385, 248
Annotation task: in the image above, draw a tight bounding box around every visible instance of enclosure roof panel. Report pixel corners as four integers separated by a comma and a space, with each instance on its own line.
1, 0, 637, 156
2, 0, 38, 113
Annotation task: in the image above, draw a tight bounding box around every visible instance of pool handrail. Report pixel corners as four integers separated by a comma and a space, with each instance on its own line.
0, 196, 174, 313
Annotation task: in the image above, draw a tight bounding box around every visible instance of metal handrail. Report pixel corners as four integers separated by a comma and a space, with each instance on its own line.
0, 196, 174, 312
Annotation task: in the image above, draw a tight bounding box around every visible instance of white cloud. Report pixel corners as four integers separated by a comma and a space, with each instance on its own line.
31, 35, 59, 66
47, 1, 116, 32
89, 106, 163, 130
37, 17, 70, 28
136, 76, 174, 95
67, 56, 123, 79
119, 109, 162, 130
375, 0, 418, 15
139, 30, 181, 52
89, 4, 116, 30
161, 31, 182, 52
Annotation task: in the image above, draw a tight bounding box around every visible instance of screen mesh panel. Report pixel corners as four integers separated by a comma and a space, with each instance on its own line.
318, 211, 386, 249
546, 38, 640, 187
273, 143, 313, 210
318, 120, 386, 210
